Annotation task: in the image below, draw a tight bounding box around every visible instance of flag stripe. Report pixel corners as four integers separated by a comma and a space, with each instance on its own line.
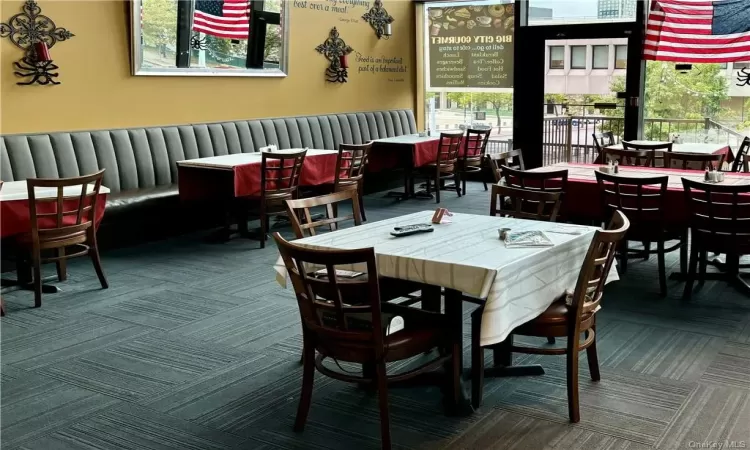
192, 0, 250, 39
645, 0, 750, 62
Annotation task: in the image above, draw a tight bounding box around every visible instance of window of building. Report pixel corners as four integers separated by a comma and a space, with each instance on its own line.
592, 45, 609, 69
549, 46, 564, 69
734, 62, 750, 69
615, 45, 627, 69
719, 62, 727, 69
570, 46, 586, 69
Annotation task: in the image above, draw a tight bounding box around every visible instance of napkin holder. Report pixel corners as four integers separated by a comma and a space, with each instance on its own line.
432, 208, 452, 224
418, 132, 427, 137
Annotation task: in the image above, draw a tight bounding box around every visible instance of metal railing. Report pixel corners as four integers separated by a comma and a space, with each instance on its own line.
541, 115, 747, 166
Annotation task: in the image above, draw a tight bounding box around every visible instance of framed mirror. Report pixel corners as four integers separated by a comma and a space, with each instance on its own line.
131, 0, 288, 77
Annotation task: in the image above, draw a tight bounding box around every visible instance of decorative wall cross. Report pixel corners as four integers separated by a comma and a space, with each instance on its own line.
362, 0, 394, 40
315, 27, 353, 83
0, 0, 74, 85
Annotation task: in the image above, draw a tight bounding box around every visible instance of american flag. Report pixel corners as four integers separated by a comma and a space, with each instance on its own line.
193, 0, 251, 39
645, 0, 750, 62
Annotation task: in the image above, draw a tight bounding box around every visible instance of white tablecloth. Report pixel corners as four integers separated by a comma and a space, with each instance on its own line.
372, 135, 438, 145
273, 211, 617, 346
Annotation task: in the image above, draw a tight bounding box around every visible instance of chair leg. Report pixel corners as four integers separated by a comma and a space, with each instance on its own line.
620, 240, 628, 274
358, 186, 367, 222
698, 250, 708, 288
90, 246, 109, 289
642, 241, 650, 260
455, 173, 462, 197
492, 334, 513, 367
471, 307, 484, 409
679, 231, 688, 275
435, 177, 441, 204
586, 326, 600, 382
259, 204, 268, 249
1, 296, 5, 316
566, 336, 581, 423
657, 240, 667, 297
683, 245, 699, 300
32, 251, 42, 308
375, 361, 392, 450
56, 248, 67, 281
294, 338, 315, 432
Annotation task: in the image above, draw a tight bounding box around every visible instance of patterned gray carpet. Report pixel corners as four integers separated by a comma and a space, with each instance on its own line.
2, 182, 749, 450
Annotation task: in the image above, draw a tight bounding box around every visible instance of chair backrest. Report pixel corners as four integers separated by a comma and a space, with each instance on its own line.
273, 232, 385, 356
501, 165, 568, 193
436, 132, 463, 168
285, 191, 362, 238
490, 184, 562, 222
595, 171, 667, 227
602, 147, 654, 167
592, 132, 615, 155
334, 143, 371, 188
682, 178, 750, 252
485, 149, 524, 183
664, 152, 724, 171
732, 137, 750, 173
261, 149, 307, 198
27, 170, 105, 243
462, 128, 491, 162
568, 210, 629, 331
621, 141, 671, 167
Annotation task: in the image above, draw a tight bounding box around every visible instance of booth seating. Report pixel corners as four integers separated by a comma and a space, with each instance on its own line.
1, 110, 417, 245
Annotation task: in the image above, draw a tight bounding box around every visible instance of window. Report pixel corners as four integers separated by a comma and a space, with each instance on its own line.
734, 62, 750, 69
549, 46, 564, 69
615, 45, 627, 69
720, 62, 727, 69
592, 45, 609, 69
570, 46, 586, 69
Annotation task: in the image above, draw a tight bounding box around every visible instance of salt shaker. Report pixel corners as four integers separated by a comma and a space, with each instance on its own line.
613, 160, 619, 174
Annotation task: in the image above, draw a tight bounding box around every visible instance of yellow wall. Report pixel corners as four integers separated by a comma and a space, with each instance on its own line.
0, 0, 416, 134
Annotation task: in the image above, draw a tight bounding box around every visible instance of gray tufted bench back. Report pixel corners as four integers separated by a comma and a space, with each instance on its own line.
1, 109, 417, 194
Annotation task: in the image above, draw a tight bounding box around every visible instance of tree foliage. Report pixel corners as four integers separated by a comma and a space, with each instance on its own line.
142, 0, 177, 49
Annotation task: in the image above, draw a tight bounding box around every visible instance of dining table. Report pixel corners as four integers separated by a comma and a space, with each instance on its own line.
274, 210, 615, 415
603, 141, 735, 166
176, 149, 340, 201
0, 180, 110, 294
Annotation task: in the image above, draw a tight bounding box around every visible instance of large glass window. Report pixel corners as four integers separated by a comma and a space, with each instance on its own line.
570, 46, 586, 69
643, 62, 747, 152
592, 45, 608, 69
614, 45, 627, 69
549, 46, 564, 69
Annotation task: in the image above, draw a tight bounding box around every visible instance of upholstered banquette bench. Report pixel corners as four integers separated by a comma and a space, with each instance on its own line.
1, 109, 417, 245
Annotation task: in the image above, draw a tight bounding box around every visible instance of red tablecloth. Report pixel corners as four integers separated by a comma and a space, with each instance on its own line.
178, 151, 340, 201
0, 194, 108, 239
530, 163, 750, 224
369, 138, 468, 172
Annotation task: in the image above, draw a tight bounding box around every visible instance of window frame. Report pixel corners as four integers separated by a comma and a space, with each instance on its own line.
614, 45, 627, 69
592, 45, 609, 69
570, 45, 586, 70
549, 45, 565, 69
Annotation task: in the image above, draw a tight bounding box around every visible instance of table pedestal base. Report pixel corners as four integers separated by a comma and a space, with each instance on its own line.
1, 277, 60, 294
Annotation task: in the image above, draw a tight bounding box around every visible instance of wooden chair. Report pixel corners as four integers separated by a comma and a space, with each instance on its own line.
333, 143, 371, 221
592, 131, 615, 161
0, 180, 4, 316
256, 149, 307, 248
602, 147, 654, 167
21, 171, 108, 308
485, 149, 525, 184
274, 232, 458, 450
457, 128, 491, 195
731, 137, 749, 173
414, 132, 463, 203
470, 210, 630, 421
595, 171, 687, 296
285, 191, 424, 304
500, 165, 568, 193
664, 152, 724, 171
621, 141, 672, 167
682, 178, 750, 298
490, 184, 562, 222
